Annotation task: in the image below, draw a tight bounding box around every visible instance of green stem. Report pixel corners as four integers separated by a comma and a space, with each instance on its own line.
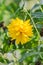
26, 11, 40, 38
24, 12, 27, 21
37, 0, 43, 12
11, 8, 20, 18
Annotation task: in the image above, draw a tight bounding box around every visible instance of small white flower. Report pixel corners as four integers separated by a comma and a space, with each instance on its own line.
14, 49, 21, 60
4, 52, 14, 61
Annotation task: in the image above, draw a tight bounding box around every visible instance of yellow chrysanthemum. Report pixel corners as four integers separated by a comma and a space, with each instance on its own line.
7, 18, 33, 44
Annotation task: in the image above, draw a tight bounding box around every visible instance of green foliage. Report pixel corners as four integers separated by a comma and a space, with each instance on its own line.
0, 0, 43, 65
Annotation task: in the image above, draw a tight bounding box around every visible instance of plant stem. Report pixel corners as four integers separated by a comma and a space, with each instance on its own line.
37, 0, 43, 12
26, 11, 40, 38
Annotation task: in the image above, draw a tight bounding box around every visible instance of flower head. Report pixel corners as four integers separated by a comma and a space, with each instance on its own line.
7, 18, 33, 44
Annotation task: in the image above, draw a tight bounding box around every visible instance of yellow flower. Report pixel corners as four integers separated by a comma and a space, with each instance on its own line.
7, 18, 33, 44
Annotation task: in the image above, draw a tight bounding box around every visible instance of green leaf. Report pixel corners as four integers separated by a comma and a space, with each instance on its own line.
31, 12, 43, 18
